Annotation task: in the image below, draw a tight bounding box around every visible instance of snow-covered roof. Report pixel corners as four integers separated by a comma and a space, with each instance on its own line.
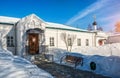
46, 22, 89, 32
0, 14, 92, 33
0, 15, 90, 32
29, 14, 46, 23
0, 16, 20, 24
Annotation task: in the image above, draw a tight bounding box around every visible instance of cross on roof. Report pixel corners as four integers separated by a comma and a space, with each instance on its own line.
93, 15, 96, 21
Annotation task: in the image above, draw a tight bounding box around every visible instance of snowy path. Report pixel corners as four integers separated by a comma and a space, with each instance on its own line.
35, 60, 110, 78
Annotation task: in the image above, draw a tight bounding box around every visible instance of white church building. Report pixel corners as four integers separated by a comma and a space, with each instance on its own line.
0, 14, 108, 57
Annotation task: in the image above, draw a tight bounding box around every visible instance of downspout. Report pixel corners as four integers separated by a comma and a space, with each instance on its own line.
92, 33, 94, 47
56, 29, 58, 48
94, 32, 97, 47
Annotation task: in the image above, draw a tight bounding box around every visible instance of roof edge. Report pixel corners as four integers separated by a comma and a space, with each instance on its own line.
46, 27, 94, 33
0, 22, 14, 25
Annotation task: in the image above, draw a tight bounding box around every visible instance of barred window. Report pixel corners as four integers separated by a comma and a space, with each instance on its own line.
7, 36, 10, 47
7, 36, 14, 47
86, 39, 89, 46
50, 37, 54, 46
77, 39, 81, 46
11, 36, 14, 46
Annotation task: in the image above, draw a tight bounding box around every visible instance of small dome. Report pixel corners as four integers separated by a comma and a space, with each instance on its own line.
93, 21, 97, 25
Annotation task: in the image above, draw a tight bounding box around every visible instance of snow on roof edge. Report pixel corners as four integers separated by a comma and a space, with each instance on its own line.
0, 15, 94, 33
46, 22, 91, 32
0, 16, 20, 24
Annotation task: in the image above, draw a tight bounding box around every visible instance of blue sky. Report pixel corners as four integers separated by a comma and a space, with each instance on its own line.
0, 0, 120, 31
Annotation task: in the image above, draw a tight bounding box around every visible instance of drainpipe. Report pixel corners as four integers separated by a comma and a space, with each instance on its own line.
94, 32, 97, 47
56, 29, 58, 48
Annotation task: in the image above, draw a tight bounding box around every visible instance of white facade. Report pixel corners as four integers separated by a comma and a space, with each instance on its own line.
0, 14, 108, 56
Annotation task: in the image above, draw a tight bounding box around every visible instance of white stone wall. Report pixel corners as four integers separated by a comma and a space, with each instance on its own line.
0, 23, 107, 55
45, 28, 95, 51
0, 24, 15, 53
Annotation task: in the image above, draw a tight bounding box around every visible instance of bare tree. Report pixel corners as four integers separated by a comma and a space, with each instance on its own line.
60, 33, 69, 51
69, 34, 76, 52
60, 33, 76, 52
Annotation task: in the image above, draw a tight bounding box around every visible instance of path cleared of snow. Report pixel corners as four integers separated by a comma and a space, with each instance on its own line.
36, 60, 109, 78
0, 48, 53, 78
48, 43, 120, 78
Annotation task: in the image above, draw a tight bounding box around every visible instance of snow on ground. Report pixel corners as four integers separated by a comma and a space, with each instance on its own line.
78, 55, 120, 78
0, 48, 53, 78
48, 43, 120, 78
71, 43, 120, 56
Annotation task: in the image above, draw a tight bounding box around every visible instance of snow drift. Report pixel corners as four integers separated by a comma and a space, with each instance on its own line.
72, 43, 120, 56
48, 43, 120, 78
0, 48, 53, 78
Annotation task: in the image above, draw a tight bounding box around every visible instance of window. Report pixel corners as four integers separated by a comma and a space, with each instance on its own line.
68, 38, 72, 46
86, 39, 89, 46
7, 36, 14, 47
77, 39, 81, 46
7, 36, 10, 47
11, 36, 14, 46
50, 37, 54, 46
98, 40, 103, 46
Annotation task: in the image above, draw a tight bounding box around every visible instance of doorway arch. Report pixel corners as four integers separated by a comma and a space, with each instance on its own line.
25, 28, 44, 55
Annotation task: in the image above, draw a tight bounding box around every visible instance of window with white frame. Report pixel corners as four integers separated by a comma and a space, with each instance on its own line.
7, 36, 14, 47
86, 39, 89, 46
77, 38, 81, 46
50, 37, 54, 46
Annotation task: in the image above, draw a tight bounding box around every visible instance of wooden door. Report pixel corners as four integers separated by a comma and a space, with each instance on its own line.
28, 33, 39, 55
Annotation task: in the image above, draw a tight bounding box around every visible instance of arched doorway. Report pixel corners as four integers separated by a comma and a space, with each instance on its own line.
26, 28, 44, 55
28, 33, 39, 54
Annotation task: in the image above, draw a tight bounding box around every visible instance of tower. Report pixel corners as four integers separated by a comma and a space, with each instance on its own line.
92, 15, 97, 31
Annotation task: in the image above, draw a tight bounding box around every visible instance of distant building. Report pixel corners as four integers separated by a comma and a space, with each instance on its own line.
0, 14, 108, 57
106, 32, 120, 44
